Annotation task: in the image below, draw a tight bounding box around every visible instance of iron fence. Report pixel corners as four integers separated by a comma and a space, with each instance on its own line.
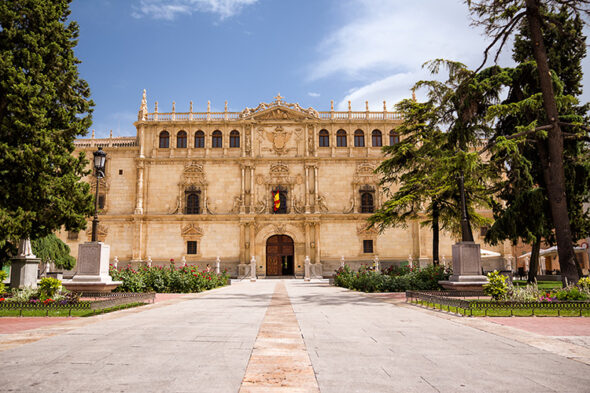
406, 290, 590, 317
0, 292, 155, 316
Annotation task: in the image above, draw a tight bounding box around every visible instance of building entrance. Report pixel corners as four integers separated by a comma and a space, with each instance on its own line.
266, 235, 294, 276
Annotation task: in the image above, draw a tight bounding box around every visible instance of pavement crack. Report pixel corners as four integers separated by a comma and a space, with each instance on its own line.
420, 376, 441, 393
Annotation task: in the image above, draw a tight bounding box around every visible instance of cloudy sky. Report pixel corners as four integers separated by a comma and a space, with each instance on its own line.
70, 0, 590, 138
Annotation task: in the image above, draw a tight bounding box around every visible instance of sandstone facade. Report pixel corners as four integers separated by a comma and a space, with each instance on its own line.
58, 93, 509, 277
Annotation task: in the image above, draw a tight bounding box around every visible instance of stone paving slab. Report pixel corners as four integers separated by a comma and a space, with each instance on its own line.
239, 281, 319, 393
286, 281, 590, 393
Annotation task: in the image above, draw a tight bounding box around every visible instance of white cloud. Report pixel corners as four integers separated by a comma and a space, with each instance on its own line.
308, 92, 320, 97
310, 0, 519, 110
132, 0, 258, 20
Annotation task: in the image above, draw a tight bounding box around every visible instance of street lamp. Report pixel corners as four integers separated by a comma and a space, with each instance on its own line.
91, 147, 107, 242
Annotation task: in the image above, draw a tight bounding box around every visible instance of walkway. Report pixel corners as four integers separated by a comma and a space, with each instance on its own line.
0, 280, 588, 392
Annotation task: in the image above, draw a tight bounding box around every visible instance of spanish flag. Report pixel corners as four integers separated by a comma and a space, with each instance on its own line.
273, 190, 280, 212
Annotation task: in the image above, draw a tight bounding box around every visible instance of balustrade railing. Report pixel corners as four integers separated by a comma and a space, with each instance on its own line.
143, 110, 403, 122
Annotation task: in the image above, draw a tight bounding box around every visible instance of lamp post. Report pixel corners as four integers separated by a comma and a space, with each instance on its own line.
91, 147, 107, 242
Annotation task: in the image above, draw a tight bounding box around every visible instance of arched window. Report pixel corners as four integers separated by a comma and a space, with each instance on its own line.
194, 130, 205, 148
159, 131, 169, 148
389, 130, 400, 145
230, 130, 240, 148
372, 129, 382, 147
177, 131, 187, 148
319, 129, 329, 147
361, 192, 374, 213
336, 129, 347, 147
212, 130, 222, 148
354, 129, 365, 147
186, 193, 200, 214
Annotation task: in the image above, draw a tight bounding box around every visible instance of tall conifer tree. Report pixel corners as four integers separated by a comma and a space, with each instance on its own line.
0, 0, 94, 260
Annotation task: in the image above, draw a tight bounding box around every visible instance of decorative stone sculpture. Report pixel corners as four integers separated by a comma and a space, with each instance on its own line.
373, 255, 380, 273
304, 256, 311, 282
216, 256, 221, 275
10, 238, 40, 289
250, 256, 256, 282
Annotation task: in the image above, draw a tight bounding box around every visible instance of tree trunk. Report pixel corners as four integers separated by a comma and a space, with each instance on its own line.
432, 201, 439, 265
527, 239, 541, 284
525, 0, 578, 286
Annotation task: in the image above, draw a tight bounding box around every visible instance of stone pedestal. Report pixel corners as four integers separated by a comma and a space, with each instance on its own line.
10, 257, 40, 289
439, 241, 487, 291
10, 238, 40, 289
62, 242, 121, 292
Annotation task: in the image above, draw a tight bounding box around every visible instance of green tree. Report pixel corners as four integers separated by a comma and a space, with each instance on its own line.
370, 61, 500, 261
0, 0, 94, 257
468, 0, 590, 284
31, 234, 76, 270
486, 9, 590, 283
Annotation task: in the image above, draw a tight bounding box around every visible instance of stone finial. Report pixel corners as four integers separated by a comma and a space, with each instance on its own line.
383, 101, 387, 111
190, 101, 193, 112
154, 101, 158, 113
113, 256, 118, 269
172, 101, 176, 113
207, 101, 211, 113
110, 130, 113, 138
441, 255, 447, 267
330, 100, 334, 111
181, 255, 186, 265
340, 256, 345, 268
274, 93, 283, 103
147, 256, 152, 268
141, 89, 148, 112
365, 101, 369, 111
91, 129, 95, 139
224, 101, 228, 112
373, 255, 380, 272
348, 101, 351, 111
408, 254, 413, 269
216, 256, 221, 274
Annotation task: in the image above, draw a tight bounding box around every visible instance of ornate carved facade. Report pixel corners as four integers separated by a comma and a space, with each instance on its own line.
61, 93, 508, 277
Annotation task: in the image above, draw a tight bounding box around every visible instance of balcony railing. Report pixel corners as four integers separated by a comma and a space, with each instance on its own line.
74, 137, 138, 148
143, 110, 402, 122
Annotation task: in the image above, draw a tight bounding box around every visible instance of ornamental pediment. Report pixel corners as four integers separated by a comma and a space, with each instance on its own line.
241, 94, 319, 121
181, 223, 203, 238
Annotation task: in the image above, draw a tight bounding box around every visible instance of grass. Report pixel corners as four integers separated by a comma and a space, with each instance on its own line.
0, 302, 147, 317
412, 299, 590, 317
512, 280, 563, 290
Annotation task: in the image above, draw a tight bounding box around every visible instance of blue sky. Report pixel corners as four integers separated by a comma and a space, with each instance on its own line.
70, 0, 590, 138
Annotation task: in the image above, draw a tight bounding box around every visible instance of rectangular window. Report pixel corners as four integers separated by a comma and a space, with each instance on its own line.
119, 169, 123, 175
67, 231, 79, 240
98, 195, 105, 209
363, 240, 374, 254
187, 241, 197, 255
480, 226, 489, 237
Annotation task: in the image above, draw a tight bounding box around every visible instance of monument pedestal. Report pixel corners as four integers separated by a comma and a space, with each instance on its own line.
439, 241, 487, 291
10, 257, 40, 289
62, 242, 121, 292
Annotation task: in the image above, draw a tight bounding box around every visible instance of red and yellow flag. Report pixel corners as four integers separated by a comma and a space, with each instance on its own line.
273, 190, 280, 211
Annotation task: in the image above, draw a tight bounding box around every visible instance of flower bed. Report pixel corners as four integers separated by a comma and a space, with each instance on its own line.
334, 264, 452, 292
108, 264, 229, 293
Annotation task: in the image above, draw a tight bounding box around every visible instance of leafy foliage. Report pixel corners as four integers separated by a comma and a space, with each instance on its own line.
333, 264, 451, 293
0, 270, 7, 294
483, 270, 509, 300
109, 265, 229, 293
38, 277, 62, 299
31, 234, 76, 270
0, 0, 94, 247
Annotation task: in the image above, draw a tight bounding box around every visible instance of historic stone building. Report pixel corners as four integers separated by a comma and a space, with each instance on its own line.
59, 92, 508, 277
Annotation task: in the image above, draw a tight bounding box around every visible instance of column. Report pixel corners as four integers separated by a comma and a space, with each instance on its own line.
304, 166, 310, 213
138, 124, 145, 158
304, 222, 310, 259
250, 166, 255, 213
135, 161, 144, 215
314, 165, 319, 208
314, 222, 320, 264
239, 222, 246, 264
240, 165, 246, 213
249, 222, 256, 262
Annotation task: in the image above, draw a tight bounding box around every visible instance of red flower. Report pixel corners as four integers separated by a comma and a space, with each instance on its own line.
0, 298, 5, 302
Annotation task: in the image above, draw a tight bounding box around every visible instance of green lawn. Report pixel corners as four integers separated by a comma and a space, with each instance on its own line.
0, 302, 147, 317
512, 280, 563, 290
412, 300, 590, 317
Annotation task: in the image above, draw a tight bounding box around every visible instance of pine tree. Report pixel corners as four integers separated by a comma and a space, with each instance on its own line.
469, 1, 590, 284
0, 0, 94, 261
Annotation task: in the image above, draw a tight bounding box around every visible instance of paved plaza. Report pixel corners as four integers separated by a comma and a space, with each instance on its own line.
1, 280, 589, 392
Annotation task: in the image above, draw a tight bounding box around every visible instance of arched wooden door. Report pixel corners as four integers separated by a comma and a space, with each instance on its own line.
266, 235, 294, 276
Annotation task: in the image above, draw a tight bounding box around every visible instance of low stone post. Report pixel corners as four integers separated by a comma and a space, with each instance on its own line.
146, 256, 152, 268
408, 255, 413, 269
181, 256, 187, 266
10, 239, 40, 289
340, 256, 345, 269
373, 255, 380, 273
113, 256, 118, 269
304, 256, 311, 282
250, 256, 257, 282
215, 256, 221, 275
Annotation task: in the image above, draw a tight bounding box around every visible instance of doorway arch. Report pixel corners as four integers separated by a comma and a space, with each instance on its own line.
266, 235, 294, 276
